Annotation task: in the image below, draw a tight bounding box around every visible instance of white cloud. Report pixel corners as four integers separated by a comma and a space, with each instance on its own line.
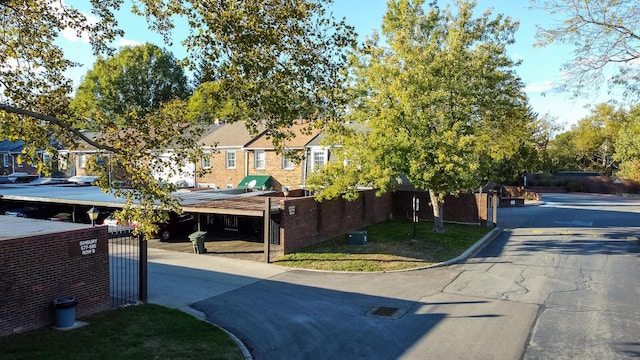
55, 1, 98, 44
117, 38, 145, 48
524, 80, 554, 94
511, 53, 524, 62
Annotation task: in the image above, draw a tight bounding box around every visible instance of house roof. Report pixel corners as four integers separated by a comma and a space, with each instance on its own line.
245, 121, 320, 150
199, 121, 266, 148
306, 121, 370, 147
0, 140, 25, 153
0, 138, 63, 153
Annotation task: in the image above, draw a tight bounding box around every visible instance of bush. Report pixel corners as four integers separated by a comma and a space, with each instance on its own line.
530, 175, 567, 187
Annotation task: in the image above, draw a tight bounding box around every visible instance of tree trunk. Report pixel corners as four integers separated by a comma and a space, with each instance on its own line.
428, 189, 445, 233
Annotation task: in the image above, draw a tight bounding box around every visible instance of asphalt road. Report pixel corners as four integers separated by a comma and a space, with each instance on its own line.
191, 193, 640, 359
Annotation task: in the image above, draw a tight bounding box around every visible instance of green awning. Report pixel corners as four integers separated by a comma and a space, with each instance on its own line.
238, 175, 272, 189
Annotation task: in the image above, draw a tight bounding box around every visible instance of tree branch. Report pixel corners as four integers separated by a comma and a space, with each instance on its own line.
0, 103, 118, 152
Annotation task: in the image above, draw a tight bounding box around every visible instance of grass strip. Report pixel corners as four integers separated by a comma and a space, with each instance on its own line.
275, 219, 492, 271
0, 304, 243, 360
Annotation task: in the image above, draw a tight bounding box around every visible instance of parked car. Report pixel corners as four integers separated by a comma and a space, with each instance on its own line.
102, 213, 125, 227
155, 213, 198, 241
50, 212, 73, 222
4, 206, 57, 219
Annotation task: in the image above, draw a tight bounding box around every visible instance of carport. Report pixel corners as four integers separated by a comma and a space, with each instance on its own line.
0, 183, 282, 262
181, 194, 282, 262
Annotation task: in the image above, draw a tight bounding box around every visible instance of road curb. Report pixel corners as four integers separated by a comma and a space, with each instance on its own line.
389, 226, 503, 272
436, 226, 503, 266
180, 305, 254, 360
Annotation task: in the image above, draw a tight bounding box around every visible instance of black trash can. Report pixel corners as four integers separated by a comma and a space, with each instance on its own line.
52, 297, 77, 328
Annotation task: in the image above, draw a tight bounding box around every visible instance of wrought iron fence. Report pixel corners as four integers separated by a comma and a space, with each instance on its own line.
108, 226, 147, 307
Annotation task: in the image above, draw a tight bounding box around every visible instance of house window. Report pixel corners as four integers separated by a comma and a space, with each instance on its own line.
201, 153, 211, 169
282, 151, 294, 170
254, 150, 265, 170
58, 154, 68, 171
43, 153, 51, 164
2, 154, 7, 167
311, 150, 327, 171
79, 154, 87, 169
226, 151, 236, 169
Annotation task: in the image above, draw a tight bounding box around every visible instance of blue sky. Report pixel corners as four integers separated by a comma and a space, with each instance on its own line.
59, 0, 612, 130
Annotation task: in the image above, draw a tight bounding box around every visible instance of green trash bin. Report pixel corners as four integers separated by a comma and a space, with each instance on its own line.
189, 231, 208, 254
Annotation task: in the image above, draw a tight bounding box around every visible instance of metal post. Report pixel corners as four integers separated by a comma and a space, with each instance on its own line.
263, 197, 271, 263
139, 235, 148, 303
492, 192, 498, 227
412, 195, 419, 238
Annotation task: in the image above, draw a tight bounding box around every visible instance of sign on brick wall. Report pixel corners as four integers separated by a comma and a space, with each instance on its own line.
68, 238, 108, 257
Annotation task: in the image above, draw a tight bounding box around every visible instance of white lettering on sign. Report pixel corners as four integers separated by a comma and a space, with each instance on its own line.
79, 239, 98, 255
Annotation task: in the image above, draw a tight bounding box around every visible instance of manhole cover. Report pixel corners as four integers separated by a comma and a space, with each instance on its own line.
371, 306, 399, 317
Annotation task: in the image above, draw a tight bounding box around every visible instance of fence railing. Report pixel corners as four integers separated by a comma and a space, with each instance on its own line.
108, 226, 147, 307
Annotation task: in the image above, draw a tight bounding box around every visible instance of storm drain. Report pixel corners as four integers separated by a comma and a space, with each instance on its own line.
367, 306, 406, 319
372, 306, 399, 317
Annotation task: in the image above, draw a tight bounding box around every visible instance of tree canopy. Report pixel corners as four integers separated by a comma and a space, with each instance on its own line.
306, 0, 530, 232
138, 0, 356, 146
540, 102, 640, 181
72, 43, 190, 129
0, 0, 356, 237
533, 0, 640, 99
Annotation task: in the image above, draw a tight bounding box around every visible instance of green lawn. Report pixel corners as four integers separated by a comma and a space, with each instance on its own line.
0, 304, 243, 360
274, 219, 493, 271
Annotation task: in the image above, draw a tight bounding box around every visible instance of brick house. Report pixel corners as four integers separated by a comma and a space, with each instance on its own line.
303, 121, 369, 186
0, 140, 32, 176
196, 121, 267, 189
244, 121, 320, 192
0, 139, 62, 178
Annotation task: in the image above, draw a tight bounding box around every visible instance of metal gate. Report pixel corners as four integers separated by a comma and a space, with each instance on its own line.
269, 209, 281, 246
264, 198, 282, 263
108, 227, 147, 307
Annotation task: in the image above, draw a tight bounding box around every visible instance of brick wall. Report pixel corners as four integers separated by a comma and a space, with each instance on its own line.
0, 227, 111, 336
393, 191, 487, 224
276, 190, 491, 255
279, 190, 393, 254
247, 149, 305, 191
197, 149, 247, 189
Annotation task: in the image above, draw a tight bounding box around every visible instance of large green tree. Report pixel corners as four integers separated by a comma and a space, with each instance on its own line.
307, 0, 529, 232
72, 43, 190, 129
570, 103, 623, 174
534, 0, 640, 99
544, 103, 625, 174
0, 0, 355, 236
613, 105, 640, 181
139, 0, 356, 147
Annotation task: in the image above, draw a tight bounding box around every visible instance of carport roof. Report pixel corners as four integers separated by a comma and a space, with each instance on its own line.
0, 183, 274, 217
0, 215, 88, 240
